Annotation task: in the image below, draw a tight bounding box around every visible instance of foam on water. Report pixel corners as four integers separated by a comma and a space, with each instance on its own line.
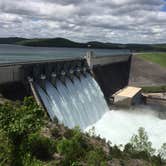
86, 106, 166, 150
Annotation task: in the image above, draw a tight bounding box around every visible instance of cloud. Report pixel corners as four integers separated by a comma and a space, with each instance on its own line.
0, 0, 166, 43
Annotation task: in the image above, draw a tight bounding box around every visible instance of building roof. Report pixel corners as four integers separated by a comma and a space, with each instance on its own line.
115, 86, 142, 98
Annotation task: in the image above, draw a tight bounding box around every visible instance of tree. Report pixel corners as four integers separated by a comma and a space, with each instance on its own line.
0, 97, 44, 166
130, 127, 155, 155
158, 143, 166, 160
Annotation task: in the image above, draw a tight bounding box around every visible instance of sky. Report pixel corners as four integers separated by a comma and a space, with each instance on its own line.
0, 0, 166, 43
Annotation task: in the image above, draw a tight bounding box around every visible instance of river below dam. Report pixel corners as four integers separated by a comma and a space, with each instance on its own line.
86, 105, 166, 151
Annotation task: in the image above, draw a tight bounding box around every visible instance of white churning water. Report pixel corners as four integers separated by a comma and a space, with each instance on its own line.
35, 73, 108, 129
86, 106, 166, 150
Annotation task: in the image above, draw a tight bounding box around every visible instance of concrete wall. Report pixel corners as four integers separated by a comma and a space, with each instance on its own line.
86, 51, 130, 69
0, 65, 23, 84
93, 56, 132, 100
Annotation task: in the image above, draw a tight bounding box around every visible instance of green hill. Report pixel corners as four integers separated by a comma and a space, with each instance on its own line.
0, 37, 28, 44
17, 38, 86, 48
0, 37, 166, 51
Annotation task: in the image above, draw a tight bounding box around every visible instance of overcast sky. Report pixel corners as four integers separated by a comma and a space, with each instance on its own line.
0, 0, 166, 43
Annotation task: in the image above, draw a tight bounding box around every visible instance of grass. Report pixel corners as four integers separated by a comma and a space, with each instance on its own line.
139, 52, 166, 93
139, 52, 166, 68
141, 85, 166, 93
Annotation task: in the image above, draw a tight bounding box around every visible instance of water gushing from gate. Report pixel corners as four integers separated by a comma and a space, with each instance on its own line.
35, 73, 109, 129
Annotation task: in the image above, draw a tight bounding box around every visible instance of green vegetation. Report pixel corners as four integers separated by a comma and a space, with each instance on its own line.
158, 143, 166, 160
0, 97, 45, 165
0, 37, 28, 44
142, 85, 166, 93
139, 52, 166, 68
16, 38, 85, 48
0, 97, 166, 165
1, 37, 166, 51
130, 127, 155, 155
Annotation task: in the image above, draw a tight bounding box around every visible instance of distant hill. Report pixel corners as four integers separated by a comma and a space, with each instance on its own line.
0, 37, 28, 44
17, 38, 86, 48
0, 37, 166, 52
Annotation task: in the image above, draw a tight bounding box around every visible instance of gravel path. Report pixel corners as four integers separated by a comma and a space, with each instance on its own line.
129, 55, 166, 87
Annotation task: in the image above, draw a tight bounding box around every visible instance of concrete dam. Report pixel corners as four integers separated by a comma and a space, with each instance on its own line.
0, 50, 132, 129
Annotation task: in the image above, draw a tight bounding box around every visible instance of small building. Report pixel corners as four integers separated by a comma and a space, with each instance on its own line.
112, 86, 142, 107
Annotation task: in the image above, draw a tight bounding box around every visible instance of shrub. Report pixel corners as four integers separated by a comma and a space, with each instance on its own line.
57, 137, 84, 165
22, 153, 43, 166
88, 126, 96, 137
57, 127, 88, 165
0, 97, 44, 165
151, 155, 163, 166
28, 134, 56, 161
131, 151, 151, 161
0, 131, 11, 166
0, 96, 44, 143
109, 145, 123, 159
124, 143, 134, 154
158, 143, 166, 160
63, 128, 75, 138
51, 126, 61, 139
86, 148, 107, 166
130, 127, 155, 155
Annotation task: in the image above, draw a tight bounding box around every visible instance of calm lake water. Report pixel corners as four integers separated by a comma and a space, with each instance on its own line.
0, 44, 130, 64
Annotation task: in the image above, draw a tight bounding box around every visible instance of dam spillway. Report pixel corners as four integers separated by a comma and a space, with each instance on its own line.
35, 73, 108, 129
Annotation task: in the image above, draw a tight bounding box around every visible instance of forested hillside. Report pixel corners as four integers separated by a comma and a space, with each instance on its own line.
1, 37, 166, 52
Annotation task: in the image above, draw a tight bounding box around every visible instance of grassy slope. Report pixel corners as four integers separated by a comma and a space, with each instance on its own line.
142, 85, 166, 93
139, 53, 166, 93
139, 52, 166, 68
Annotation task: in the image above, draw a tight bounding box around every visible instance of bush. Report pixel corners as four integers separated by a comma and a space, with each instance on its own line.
124, 143, 133, 154
130, 127, 155, 155
86, 148, 107, 166
22, 153, 43, 166
131, 151, 151, 161
0, 131, 11, 166
51, 126, 61, 139
109, 145, 123, 159
57, 137, 84, 165
158, 143, 166, 160
0, 96, 44, 166
151, 155, 163, 166
0, 96, 44, 142
57, 127, 89, 165
63, 128, 75, 139
28, 134, 56, 161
